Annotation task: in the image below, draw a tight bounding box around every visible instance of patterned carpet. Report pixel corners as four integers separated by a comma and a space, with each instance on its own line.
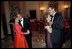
1, 30, 71, 48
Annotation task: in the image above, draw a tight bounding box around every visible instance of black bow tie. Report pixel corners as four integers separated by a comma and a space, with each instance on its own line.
50, 15, 53, 17
50, 15, 53, 21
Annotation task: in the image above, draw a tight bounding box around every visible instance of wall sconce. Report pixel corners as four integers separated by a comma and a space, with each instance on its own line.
40, 7, 45, 12
40, 7, 44, 10
64, 5, 69, 8
39, 7, 45, 19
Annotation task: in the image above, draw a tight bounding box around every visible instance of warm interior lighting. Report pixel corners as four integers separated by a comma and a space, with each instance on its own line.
64, 5, 69, 8
40, 7, 45, 11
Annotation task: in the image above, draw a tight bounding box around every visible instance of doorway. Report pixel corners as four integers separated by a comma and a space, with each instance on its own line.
29, 10, 36, 19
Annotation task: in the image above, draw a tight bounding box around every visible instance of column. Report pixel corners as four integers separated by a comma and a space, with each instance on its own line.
4, 1, 11, 34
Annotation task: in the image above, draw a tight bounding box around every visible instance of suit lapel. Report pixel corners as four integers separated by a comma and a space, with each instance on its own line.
53, 13, 57, 23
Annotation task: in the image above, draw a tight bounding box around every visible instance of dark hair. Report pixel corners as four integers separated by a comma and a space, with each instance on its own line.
49, 5, 54, 9
48, 5, 57, 11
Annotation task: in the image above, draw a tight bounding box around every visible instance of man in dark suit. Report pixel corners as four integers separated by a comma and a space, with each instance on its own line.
47, 6, 64, 48
16, 13, 32, 48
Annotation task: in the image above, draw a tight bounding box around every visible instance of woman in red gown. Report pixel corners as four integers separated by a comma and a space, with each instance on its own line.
13, 18, 29, 48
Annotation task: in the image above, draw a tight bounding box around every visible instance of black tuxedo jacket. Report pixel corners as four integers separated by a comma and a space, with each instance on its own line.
20, 17, 31, 33
52, 13, 64, 46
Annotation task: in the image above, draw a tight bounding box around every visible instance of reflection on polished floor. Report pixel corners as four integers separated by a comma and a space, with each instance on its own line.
1, 30, 71, 48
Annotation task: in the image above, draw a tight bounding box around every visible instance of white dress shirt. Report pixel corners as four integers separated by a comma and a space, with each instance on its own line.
20, 18, 24, 27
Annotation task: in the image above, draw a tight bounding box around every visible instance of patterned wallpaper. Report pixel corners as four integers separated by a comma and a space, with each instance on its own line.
8, 1, 20, 20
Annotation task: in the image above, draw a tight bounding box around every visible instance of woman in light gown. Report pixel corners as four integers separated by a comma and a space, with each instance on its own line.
44, 14, 53, 48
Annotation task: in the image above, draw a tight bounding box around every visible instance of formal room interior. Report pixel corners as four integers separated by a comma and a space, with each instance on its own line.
1, 1, 71, 48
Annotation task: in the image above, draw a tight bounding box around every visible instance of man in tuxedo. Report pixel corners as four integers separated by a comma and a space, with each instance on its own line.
16, 13, 32, 48
47, 6, 64, 48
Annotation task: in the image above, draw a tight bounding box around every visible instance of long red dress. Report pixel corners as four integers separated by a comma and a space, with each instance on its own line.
13, 24, 29, 48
